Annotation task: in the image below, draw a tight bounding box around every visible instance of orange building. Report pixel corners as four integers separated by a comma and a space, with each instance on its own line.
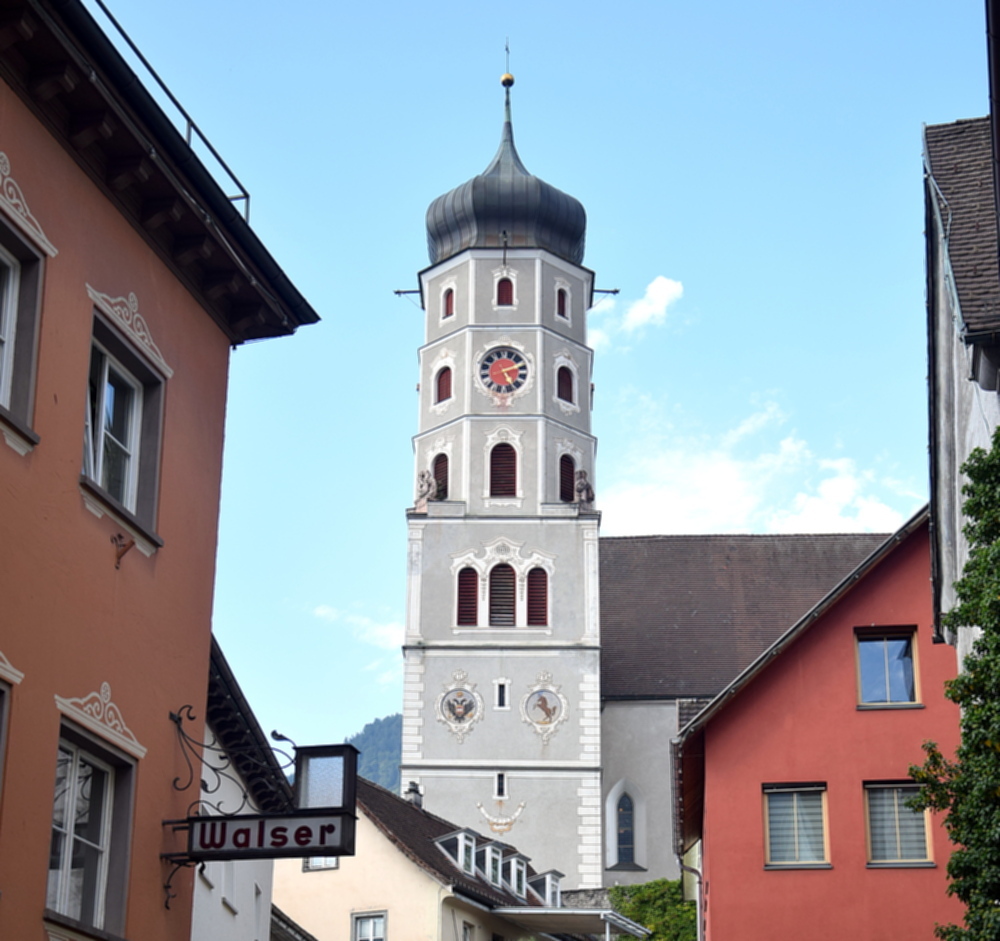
0, 3, 316, 940
674, 510, 963, 940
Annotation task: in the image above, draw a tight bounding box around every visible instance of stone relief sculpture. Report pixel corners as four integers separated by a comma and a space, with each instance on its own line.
415, 469, 436, 512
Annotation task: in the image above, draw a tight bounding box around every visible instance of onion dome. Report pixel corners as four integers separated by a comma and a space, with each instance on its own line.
426, 75, 587, 266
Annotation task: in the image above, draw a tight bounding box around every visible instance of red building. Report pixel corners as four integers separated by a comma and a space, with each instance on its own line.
0, 2, 316, 940
674, 509, 963, 940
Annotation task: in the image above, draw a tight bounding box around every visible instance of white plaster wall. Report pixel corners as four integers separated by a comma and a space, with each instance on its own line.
601, 700, 680, 883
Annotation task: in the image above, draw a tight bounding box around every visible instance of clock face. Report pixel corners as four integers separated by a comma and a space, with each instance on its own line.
480, 348, 528, 393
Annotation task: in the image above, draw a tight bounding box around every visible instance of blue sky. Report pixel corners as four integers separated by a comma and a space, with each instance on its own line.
85, 0, 987, 747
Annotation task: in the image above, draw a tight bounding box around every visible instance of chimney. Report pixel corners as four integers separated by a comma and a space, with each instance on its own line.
404, 781, 423, 808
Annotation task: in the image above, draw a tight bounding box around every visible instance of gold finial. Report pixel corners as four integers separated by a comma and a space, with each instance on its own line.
501, 73, 515, 88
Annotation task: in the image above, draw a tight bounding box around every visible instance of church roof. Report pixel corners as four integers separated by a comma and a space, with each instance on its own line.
924, 117, 1000, 338
425, 80, 587, 266
599, 531, 889, 700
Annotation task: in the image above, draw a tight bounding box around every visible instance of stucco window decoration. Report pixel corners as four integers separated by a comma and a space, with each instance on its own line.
520, 672, 569, 744
552, 352, 580, 416
0, 649, 24, 686
436, 670, 484, 743
86, 286, 172, 379
0, 152, 58, 257
54, 682, 146, 759
763, 784, 828, 866
857, 631, 917, 706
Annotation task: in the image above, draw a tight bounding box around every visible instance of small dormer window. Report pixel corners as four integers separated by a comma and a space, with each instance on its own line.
546, 875, 560, 907
487, 846, 503, 885
508, 857, 526, 897
459, 833, 476, 874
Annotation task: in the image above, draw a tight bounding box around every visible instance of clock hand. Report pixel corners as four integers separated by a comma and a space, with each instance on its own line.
502, 364, 518, 382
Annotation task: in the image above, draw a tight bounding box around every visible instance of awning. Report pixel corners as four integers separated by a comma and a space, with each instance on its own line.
492, 907, 650, 938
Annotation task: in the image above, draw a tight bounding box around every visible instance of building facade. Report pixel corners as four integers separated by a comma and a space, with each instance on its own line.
0, 3, 316, 939
674, 512, 963, 940
399, 77, 604, 888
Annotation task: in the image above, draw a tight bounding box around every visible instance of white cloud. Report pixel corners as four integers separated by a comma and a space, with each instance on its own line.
622, 276, 684, 333
312, 605, 404, 650
599, 403, 914, 536
590, 276, 682, 347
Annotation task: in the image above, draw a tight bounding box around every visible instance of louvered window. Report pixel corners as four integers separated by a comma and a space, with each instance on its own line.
497, 278, 513, 306
560, 455, 576, 503
444, 288, 454, 318
617, 793, 635, 864
457, 568, 478, 625
527, 568, 548, 625
433, 453, 448, 500
557, 366, 574, 403
436, 367, 452, 403
489, 564, 516, 626
557, 288, 567, 318
764, 785, 827, 865
490, 443, 517, 497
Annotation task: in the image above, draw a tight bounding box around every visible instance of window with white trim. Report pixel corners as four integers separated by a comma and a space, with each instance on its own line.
0, 224, 43, 445
509, 857, 526, 897
556, 287, 568, 319
46, 732, 133, 933
443, 288, 455, 318
462, 922, 475, 941
354, 912, 386, 941
763, 784, 828, 866
496, 278, 513, 306
82, 318, 165, 533
459, 832, 476, 874
487, 846, 503, 885
303, 856, 339, 871
617, 793, 635, 864
857, 630, 917, 706
494, 679, 509, 709
495, 773, 507, 799
865, 784, 931, 865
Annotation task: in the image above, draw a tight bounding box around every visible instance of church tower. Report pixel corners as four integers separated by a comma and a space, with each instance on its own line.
400, 76, 603, 888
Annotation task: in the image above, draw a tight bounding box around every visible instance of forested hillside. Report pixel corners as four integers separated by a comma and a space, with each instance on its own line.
347, 713, 402, 793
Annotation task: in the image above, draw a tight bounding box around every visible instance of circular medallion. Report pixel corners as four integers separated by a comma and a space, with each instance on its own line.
441, 688, 477, 723
480, 348, 529, 393
525, 689, 561, 725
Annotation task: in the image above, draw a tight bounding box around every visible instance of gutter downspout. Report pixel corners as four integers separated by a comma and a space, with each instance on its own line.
678, 862, 704, 941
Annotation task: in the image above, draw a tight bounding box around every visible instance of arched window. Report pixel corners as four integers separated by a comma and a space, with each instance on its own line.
490, 443, 517, 497
557, 366, 574, 403
443, 288, 454, 318
489, 564, 516, 626
457, 567, 478, 625
435, 366, 452, 403
557, 288, 567, 318
617, 794, 635, 865
527, 568, 548, 626
496, 278, 513, 306
433, 453, 448, 501
559, 455, 576, 503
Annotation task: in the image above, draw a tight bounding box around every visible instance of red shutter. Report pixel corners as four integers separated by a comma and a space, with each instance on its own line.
527, 568, 547, 625
444, 288, 454, 318
557, 288, 567, 318
489, 564, 516, 626
490, 444, 517, 496
497, 278, 513, 306
457, 568, 478, 625
433, 453, 448, 500
436, 367, 452, 403
560, 455, 575, 503
557, 367, 573, 403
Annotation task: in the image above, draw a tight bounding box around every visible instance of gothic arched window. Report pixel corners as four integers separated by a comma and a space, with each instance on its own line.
490, 443, 517, 497
457, 567, 478, 625
527, 568, 548, 626
557, 366, 574, 403
557, 288, 567, 318
559, 454, 576, 503
489, 564, 516, 626
443, 288, 454, 318
433, 453, 449, 501
435, 366, 452, 403
497, 278, 513, 306
617, 794, 635, 865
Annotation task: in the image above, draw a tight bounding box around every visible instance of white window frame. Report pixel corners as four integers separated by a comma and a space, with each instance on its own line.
47, 740, 115, 928
509, 857, 526, 897
494, 772, 507, 800
493, 678, 511, 710
487, 846, 503, 886
353, 911, 386, 941
763, 784, 829, 867
84, 341, 143, 512
303, 855, 340, 871
0, 242, 21, 409
458, 832, 476, 874
864, 783, 932, 866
